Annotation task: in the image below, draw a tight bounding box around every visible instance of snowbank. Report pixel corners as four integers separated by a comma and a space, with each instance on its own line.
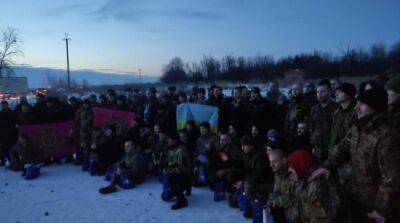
0, 164, 249, 223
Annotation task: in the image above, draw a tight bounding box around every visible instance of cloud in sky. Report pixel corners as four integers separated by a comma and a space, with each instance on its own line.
90, 0, 223, 23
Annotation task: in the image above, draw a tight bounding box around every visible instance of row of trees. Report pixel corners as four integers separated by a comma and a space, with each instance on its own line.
161, 40, 400, 83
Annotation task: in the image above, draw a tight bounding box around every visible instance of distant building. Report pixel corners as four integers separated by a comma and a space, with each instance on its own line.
284, 69, 305, 82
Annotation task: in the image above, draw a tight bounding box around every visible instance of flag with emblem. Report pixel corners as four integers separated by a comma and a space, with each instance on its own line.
19, 121, 76, 159
92, 108, 135, 134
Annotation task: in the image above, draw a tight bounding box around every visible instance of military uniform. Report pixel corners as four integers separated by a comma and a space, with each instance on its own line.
284, 97, 310, 141
308, 101, 338, 164
324, 114, 400, 223
297, 176, 340, 223
268, 169, 301, 223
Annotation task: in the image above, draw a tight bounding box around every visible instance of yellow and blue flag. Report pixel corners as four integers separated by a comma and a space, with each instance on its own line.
176, 103, 219, 133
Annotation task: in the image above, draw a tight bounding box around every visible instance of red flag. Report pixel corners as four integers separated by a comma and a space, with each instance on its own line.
19, 121, 76, 159
93, 108, 135, 129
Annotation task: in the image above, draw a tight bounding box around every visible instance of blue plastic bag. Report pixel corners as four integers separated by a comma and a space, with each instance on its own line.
104, 165, 115, 181
120, 174, 135, 189
197, 166, 207, 185
237, 191, 250, 212
263, 208, 275, 223
196, 154, 207, 164
213, 180, 226, 201
24, 164, 40, 180
252, 199, 264, 223
161, 172, 175, 201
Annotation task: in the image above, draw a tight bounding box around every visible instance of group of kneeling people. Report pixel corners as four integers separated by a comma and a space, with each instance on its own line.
84, 120, 341, 223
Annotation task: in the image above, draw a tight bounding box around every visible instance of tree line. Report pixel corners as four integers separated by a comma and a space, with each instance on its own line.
161, 40, 400, 83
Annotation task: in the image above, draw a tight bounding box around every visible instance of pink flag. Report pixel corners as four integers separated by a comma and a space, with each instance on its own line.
19, 121, 76, 159
93, 108, 135, 128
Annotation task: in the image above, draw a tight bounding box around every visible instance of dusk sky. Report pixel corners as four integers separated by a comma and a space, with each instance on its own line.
1, 0, 399, 77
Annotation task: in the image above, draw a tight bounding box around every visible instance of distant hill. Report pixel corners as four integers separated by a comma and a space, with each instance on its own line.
10, 66, 159, 88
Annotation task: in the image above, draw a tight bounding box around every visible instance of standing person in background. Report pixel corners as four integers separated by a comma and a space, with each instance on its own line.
266, 81, 285, 106
312, 88, 400, 223
144, 87, 159, 129
386, 75, 400, 129
308, 79, 338, 164
330, 83, 357, 148
329, 83, 357, 209
207, 85, 229, 131
0, 101, 18, 166
228, 87, 248, 135
74, 99, 93, 165
302, 82, 318, 108
284, 83, 310, 142
195, 88, 207, 104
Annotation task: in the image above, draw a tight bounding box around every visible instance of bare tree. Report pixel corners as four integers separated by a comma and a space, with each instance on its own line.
0, 27, 23, 77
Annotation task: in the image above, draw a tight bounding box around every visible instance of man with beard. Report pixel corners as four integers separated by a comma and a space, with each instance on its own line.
208, 133, 243, 192
311, 88, 400, 223
284, 84, 310, 142
308, 80, 338, 164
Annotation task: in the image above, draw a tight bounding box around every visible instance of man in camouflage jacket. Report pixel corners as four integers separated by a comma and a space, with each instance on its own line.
318, 88, 400, 223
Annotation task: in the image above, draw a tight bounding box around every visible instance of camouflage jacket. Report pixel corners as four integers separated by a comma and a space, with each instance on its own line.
329, 101, 356, 148
119, 150, 147, 183
285, 97, 310, 140
308, 101, 338, 163
166, 146, 192, 174
195, 133, 217, 157
297, 175, 340, 223
74, 106, 93, 133
324, 114, 400, 223
268, 169, 301, 223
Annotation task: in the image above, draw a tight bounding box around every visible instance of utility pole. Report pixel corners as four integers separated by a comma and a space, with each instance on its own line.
63, 33, 71, 89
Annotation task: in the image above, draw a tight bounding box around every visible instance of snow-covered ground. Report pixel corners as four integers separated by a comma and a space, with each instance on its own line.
0, 164, 249, 223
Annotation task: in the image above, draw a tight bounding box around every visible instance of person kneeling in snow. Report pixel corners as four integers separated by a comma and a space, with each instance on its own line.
99, 140, 146, 194
9, 134, 41, 173
164, 133, 192, 210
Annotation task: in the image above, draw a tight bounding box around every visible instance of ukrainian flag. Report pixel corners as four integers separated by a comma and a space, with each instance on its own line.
176, 103, 219, 133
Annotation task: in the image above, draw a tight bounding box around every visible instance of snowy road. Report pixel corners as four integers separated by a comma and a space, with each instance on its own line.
0, 164, 249, 223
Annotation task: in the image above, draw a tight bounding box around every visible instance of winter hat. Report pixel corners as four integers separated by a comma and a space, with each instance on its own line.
318, 79, 331, 89
200, 121, 211, 130
336, 83, 357, 98
356, 88, 388, 113
386, 75, 400, 94
251, 87, 261, 94
240, 135, 254, 146
148, 87, 157, 94
287, 150, 316, 179
267, 129, 280, 142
